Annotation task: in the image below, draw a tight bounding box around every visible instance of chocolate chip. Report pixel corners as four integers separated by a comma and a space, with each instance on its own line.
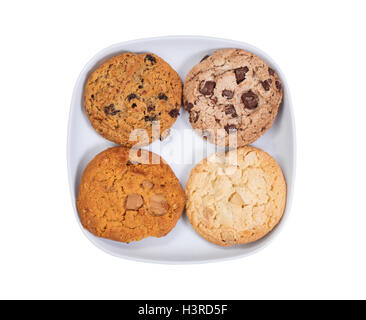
268, 67, 275, 76
158, 93, 168, 100
147, 106, 155, 112
145, 54, 156, 65
241, 91, 258, 109
138, 85, 143, 89
189, 111, 199, 123
169, 109, 180, 118
261, 79, 272, 91
185, 102, 194, 112
222, 90, 234, 99
199, 81, 216, 96
275, 80, 282, 91
144, 115, 157, 122
225, 105, 238, 117
224, 124, 237, 134
200, 55, 210, 62
234, 67, 249, 84
127, 94, 138, 101
91, 94, 95, 99
104, 104, 120, 115
131, 103, 137, 108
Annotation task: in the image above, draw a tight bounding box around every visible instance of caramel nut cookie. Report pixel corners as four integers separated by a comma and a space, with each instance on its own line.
77, 147, 186, 243
84, 53, 182, 147
183, 49, 283, 147
185, 146, 286, 246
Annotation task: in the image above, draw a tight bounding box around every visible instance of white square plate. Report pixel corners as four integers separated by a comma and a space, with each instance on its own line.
67, 36, 296, 264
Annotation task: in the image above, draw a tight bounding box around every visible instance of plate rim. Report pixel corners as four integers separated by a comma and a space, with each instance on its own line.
67, 35, 297, 264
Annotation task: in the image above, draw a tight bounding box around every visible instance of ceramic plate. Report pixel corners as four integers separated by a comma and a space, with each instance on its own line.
67, 36, 296, 264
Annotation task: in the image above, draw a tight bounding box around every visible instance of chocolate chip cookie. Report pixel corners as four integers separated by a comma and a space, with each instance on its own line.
77, 147, 186, 243
183, 49, 283, 147
185, 146, 286, 246
84, 53, 182, 147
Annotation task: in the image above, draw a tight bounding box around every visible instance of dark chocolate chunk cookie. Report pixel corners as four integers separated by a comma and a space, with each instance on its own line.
183, 49, 283, 147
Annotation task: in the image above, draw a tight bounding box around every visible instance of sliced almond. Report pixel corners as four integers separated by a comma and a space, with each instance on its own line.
229, 192, 244, 206
125, 193, 143, 210
141, 180, 154, 190
149, 194, 169, 216
160, 128, 171, 141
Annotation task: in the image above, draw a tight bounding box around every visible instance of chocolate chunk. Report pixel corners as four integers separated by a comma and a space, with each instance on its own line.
268, 68, 275, 76
261, 79, 272, 91
222, 90, 234, 99
169, 109, 180, 118
91, 94, 95, 99
185, 102, 194, 112
144, 115, 157, 122
234, 67, 249, 84
225, 105, 238, 117
158, 93, 168, 100
127, 94, 138, 101
138, 79, 144, 89
200, 55, 210, 62
104, 104, 120, 115
241, 91, 258, 109
147, 106, 155, 112
224, 124, 237, 134
275, 80, 282, 91
189, 111, 199, 123
199, 81, 216, 96
145, 54, 156, 65
131, 103, 137, 108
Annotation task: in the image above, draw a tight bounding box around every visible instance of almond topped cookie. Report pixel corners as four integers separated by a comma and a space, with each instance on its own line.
77, 147, 185, 243
183, 49, 283, 147
84, 53, 182, 147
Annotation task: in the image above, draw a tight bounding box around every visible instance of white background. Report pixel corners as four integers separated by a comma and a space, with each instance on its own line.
0, 0, 365, 300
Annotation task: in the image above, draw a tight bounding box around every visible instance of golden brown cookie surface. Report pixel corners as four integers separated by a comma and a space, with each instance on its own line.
77, 147, 186, 243
84, 53, 182, 146
185, 146, 286, 246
